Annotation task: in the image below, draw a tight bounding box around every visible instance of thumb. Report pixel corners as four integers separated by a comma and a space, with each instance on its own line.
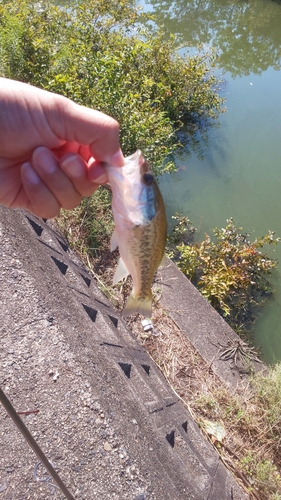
47, 93, 125, 167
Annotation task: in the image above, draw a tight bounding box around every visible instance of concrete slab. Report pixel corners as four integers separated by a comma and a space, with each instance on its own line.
159, 259, 265, 389
0, 206, 249, 499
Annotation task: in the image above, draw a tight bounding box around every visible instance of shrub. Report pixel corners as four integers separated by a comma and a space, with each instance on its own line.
171, 217, 280, 331
0, 0, 224, 174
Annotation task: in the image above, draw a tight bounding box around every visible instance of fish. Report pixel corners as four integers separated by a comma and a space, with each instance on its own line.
105, 150, 167, 318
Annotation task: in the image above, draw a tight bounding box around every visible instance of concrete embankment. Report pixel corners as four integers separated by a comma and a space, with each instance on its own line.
0, 206, 250, 499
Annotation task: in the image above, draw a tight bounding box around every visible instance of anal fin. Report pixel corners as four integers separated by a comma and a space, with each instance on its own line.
113, 257, 129, 285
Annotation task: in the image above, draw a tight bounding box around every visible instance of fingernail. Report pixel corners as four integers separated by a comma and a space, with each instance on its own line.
33, 147, 56, 174
93, 172, 108, 184
107, 149, 125, 168
21, 163, 40, 184
61, 155, 84, 178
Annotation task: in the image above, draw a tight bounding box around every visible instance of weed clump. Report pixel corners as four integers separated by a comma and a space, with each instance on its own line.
252, 364, 281, 456
169, 216, 280, 332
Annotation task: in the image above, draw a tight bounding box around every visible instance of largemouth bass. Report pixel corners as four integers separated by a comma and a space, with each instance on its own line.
105, 150, 167, 318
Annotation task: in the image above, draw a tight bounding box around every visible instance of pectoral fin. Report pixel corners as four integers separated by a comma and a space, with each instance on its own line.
113, 257, 129, 285
110, 228, 119, 252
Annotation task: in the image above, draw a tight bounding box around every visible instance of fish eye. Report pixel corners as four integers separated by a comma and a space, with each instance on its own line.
143, 173, 154, 185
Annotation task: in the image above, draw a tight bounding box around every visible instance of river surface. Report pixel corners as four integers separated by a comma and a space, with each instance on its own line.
137, 0, 281, 364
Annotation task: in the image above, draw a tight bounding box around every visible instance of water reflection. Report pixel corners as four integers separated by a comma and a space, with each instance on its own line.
145, 0, 281, 77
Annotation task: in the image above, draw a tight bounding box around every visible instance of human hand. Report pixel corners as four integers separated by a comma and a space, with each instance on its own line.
0, 78, 124, 218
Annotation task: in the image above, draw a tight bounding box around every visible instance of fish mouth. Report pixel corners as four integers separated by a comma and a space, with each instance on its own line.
125, 150, 143, 164
125, 150, 152, 172
125, 150, 153, 176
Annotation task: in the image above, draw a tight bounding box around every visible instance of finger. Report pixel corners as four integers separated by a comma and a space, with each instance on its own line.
47, 96, 125, 167
21, 162, 61, 218
87, 158, 109, 184
31, 147, 82, 210
60, 153, 107, 197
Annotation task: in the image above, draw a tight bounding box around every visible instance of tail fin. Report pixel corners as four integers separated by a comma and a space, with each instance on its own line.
122, 293, 152, 318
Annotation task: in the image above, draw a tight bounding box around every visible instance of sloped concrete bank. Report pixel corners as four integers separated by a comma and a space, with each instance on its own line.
0, 206, 250, 499
159, 260, 264, 390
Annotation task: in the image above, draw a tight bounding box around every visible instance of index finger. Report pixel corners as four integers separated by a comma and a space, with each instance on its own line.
46, 95, 125, 167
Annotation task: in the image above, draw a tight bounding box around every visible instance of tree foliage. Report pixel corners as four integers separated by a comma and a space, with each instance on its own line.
0, 0, 224, 174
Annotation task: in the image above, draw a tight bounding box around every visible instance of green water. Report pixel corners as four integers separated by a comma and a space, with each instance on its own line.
138, 0, 281, 363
